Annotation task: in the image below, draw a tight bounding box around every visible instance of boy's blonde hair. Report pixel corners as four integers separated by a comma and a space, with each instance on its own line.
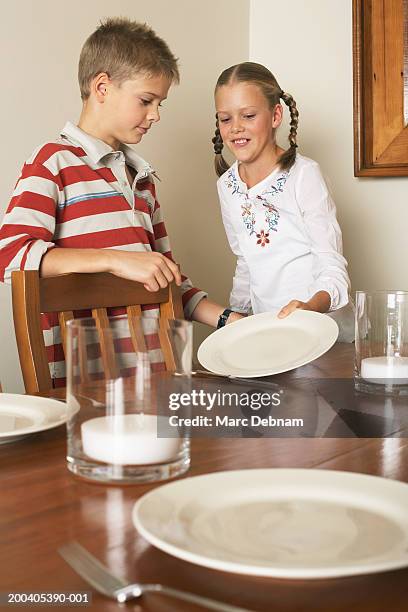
78, 17, 179, 100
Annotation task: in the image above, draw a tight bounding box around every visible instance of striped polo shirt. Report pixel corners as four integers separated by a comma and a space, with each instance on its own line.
0, 122, 206, 383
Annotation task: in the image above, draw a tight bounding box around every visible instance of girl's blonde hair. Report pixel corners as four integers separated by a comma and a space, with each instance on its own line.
213, 62, 299, 177
78, 17, 179, 101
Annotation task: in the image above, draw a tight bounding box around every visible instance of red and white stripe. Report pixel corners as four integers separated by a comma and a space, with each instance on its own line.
0, 133, 205, 385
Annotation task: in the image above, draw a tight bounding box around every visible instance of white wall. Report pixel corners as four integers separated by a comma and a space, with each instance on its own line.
6, 1, 397, 394
0, 1, 249, 392
250, 0, 408, 295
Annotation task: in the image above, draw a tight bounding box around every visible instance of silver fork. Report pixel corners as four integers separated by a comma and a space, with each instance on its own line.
59, 541, 254, 611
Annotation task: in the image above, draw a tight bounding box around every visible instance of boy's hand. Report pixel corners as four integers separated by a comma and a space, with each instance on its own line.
110, 251, 182, 291
39, 248, 182, 291
226, 311, 246, 324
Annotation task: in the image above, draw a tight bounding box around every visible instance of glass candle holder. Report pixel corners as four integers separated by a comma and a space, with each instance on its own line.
354, 291, 408, 396
66, 316, 192, 484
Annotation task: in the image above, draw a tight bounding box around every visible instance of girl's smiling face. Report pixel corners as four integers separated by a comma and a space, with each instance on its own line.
215, 81, 282, 166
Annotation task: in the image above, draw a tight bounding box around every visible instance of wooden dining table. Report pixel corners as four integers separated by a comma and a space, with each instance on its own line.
1, 343, 408, 611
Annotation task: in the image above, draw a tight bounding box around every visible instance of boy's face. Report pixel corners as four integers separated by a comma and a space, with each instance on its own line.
101, 73, 172, 147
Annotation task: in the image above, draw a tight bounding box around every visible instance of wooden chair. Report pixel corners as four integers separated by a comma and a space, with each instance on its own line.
11, 270, 184, 394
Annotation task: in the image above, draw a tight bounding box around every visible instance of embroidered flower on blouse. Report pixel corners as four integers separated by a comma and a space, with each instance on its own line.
225, 168, 246, 197
243, 211, 256, 235
224, 165, 289, 247
257, 195, 280, 233
256, 230, 270, 247
241, 203, 252, 217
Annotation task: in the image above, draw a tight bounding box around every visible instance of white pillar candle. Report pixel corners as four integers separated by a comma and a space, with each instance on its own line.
81, 414, 181, 465
361, 356, 408, 383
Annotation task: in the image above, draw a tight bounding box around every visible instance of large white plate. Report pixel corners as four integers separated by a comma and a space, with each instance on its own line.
0, 394, 68, 444
133, 469, 408, 579
197, 311, 339, 377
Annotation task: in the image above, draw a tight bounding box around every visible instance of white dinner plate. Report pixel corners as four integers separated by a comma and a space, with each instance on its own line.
0, 394, 68, 444
197, 310, 339, 377
133, 469, 408, 579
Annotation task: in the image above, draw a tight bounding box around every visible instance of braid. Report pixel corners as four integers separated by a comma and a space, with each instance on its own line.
281, 91, 299, 148
212, 117, 230, 177
278, 91, 299, 172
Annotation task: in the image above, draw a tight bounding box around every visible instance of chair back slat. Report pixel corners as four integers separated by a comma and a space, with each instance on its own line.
92, 308, 119, 380
158, 296, 184, 371
159, 292, 184, 320
12, 270, 184, 393
77, 326, 91, 384
158, 319, 177, 371
12, 271, 52, 393
58, 311, 74, 358
126, 306, 147, 353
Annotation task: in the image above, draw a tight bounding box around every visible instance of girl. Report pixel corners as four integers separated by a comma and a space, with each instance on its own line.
212, 62, 354, 341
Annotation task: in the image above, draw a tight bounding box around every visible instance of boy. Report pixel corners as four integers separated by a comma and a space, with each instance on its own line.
0, 18, 241, 383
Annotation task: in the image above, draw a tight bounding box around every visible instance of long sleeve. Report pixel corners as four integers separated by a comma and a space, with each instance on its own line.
295, 162, 350, 311
150, 190, 207, 319
218, 187, 252, 314
0, 163, 59, 283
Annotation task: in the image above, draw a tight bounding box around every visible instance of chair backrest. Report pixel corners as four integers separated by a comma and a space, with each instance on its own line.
11, 270, 184, 394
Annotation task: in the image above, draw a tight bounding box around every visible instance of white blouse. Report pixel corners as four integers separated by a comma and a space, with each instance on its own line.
217, 154, 351, 315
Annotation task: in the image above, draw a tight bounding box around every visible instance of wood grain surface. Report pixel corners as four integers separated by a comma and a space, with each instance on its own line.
1, 344, 408, 612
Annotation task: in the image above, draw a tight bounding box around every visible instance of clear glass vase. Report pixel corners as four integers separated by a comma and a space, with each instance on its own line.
66, 316, 192, 484
354, 290, 408, 396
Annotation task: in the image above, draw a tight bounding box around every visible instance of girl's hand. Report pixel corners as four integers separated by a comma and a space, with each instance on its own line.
277, 292, 331, 319
277, 300, 312, 319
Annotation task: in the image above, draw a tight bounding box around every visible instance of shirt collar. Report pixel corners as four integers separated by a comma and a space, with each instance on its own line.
229, 161, 288, 192
60, 121, 158, 182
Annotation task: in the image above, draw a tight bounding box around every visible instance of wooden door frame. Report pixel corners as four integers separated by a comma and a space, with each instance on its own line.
353, 0, 408, 176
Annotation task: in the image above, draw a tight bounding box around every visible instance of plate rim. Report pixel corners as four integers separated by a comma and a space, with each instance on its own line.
197, 311, 339, 377
132, 468, 408, 579
0, 393, 68, 439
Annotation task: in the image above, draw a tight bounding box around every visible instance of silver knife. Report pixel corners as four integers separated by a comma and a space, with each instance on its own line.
192, 369, 280, 390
